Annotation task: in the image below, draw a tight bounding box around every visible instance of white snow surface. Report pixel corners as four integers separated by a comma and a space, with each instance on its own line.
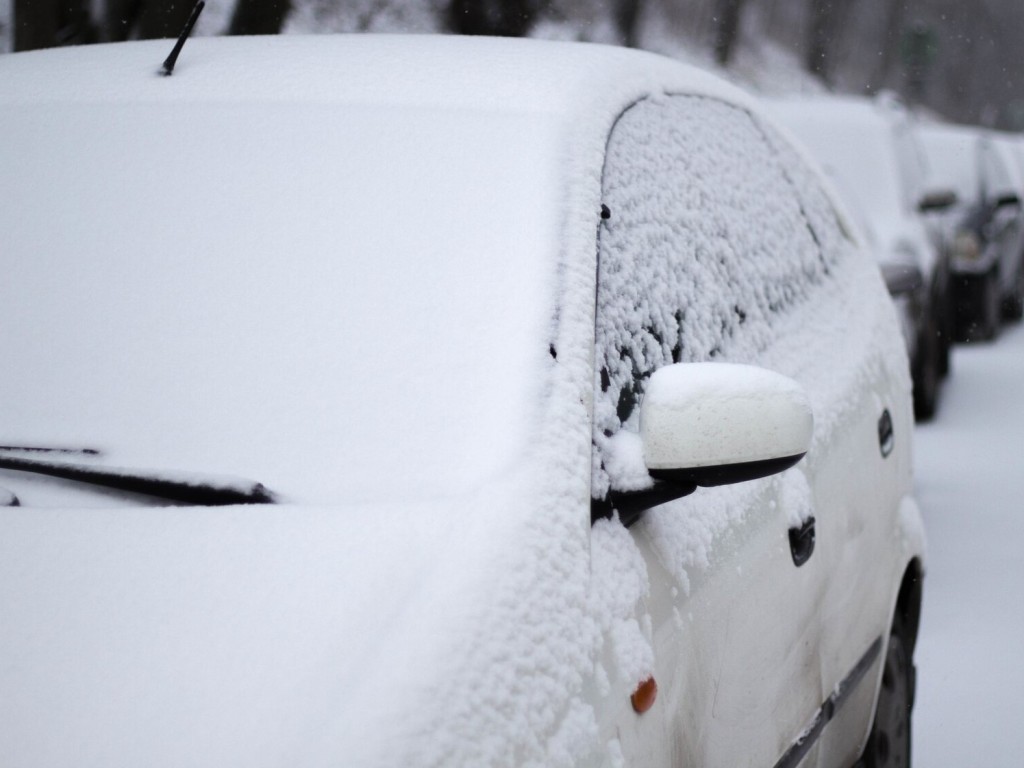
914, 323, 1024, 766
764, 96, 919, 262
918, 121, 982, 206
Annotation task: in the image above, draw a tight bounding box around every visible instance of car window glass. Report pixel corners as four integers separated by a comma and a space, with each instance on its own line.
892, 122, 927, 210
759, 117, 857, 256
593, 96, 846, 498
979, 139, 1013, 200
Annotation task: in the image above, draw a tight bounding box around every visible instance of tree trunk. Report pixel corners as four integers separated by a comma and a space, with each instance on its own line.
137, 1, 196, 40
614, 0, 644, 48
806, 0, 852, 83
872, 0, 909, 89
713, 0, 745, 65
14, 0, 58, 50
14, 0, 96, 50
103, 0, 195, 42
229, 0, 292, 36
448, 0, 537, 37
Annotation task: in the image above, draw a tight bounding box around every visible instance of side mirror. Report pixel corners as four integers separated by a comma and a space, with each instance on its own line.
879, 262, 924, 297
591, 363, 813, 527
995, 192, 1021, 209
641, 363, 813, 487
918, 189, 958, 213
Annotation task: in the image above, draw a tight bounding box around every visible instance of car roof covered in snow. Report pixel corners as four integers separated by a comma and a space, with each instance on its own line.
0, 36, 765, 506
916, 121, 981, 206
0, 33, 755, 116
765, 93, 924, 248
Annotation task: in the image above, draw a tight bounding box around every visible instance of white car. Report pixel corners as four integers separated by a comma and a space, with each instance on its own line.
0, 36, 924, 768
766, 95, 954, 420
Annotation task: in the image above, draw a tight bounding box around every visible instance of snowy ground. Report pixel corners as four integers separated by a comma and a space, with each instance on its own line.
914, 321, 1024, 765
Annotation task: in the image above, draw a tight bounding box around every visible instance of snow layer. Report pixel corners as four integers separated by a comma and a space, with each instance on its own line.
918, 121, 982, 206
592, 95, 868, 495
913, 323, 1024, 766
0, 35, 911, 768
0, 35, 778, 768
0, 35, 756, 506
593, 92, 909, 599
764, 96, 924, 260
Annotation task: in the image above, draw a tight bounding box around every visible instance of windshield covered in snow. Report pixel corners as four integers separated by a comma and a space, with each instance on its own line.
0, 101, 563, 504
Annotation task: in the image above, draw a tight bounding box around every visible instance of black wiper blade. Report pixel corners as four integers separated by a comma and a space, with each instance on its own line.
0, 445, 101, 456
0, 486, 19, 507
0, 455, 276, 506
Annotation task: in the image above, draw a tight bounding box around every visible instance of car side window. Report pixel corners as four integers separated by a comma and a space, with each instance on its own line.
979, 138, 1013, 201
593, 96, 847, 499
758, 116, 858, 259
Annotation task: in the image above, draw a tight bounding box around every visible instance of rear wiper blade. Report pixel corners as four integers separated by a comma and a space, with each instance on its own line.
0, 454, 276, 506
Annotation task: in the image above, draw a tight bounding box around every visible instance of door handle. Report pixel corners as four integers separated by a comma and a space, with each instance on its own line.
878, 408, 894, 458
789, 517, 816, 567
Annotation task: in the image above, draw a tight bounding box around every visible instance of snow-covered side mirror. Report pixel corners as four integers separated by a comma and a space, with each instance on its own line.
917, 189, 958, 213
880, 262, 924, 297
995, 192, 1022, 210
641, 363, 813, 488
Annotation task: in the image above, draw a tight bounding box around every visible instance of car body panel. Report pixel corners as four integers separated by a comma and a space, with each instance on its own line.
766, 95, 950, 416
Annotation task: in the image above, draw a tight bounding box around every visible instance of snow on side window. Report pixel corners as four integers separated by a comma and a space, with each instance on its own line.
759, 116, 857, 261
593, 96, 844, 498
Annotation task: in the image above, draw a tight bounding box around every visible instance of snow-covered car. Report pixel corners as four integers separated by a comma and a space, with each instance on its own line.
0, 36, 924, 768
766, 95, 955, 420
917, 123, 1024, 338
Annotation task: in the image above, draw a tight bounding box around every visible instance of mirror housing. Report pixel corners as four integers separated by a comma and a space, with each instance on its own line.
918, 189, 958, 213
879, 262, 924, 297
640, 363, 813, 488
995, 192, 1021, 209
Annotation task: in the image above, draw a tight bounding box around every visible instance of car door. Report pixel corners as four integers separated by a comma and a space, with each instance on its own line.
758, 119, 916, 767
588, 93, 910, 767
590, 94, 832, 767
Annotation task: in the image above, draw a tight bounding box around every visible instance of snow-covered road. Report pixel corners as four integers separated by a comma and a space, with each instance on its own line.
914, 321, 1024, 766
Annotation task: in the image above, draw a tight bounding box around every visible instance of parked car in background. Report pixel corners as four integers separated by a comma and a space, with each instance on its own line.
766, 94, 956, 420
918, 123, 1024, 339
0, 36, 925, 768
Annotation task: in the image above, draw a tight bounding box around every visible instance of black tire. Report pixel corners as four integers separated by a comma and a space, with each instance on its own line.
975, 269, 1001, 341
858, 614, 914, 768
912, 319, 940, 422
1002, 266, 1024, 322
937, 322, 952, 379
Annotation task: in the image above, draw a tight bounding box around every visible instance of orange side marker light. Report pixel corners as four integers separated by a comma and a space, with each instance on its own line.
631, 676, 658, 714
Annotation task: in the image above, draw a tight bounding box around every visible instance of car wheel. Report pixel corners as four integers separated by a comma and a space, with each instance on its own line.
975, 269, 1001, 341
936, 294, 952, 378
857, 614, 913, 768
1001, 267, 1024, 322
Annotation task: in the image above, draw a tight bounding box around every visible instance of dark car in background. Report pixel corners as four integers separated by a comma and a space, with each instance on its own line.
918, 124, 1024, 340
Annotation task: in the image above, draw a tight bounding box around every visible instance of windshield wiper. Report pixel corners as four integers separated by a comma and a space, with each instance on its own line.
0, 445, 100, 456
0, 451, 275, 506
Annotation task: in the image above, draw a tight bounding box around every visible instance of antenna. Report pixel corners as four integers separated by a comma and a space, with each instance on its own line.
160, 0, 205, 76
